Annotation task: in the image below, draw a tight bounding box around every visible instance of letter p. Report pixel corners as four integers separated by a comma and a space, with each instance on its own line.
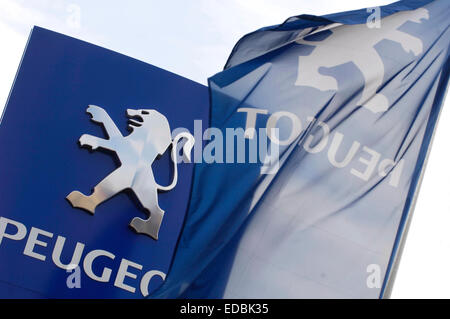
0, 217, 27, 245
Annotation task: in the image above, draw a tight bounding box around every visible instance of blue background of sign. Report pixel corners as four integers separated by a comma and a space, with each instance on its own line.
0, 27, 209, 298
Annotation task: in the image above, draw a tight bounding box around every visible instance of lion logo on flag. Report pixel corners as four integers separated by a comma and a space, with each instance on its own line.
295, 8, 429, 113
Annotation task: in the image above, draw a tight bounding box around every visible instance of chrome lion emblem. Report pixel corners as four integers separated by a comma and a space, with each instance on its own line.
66, 105, 194, 240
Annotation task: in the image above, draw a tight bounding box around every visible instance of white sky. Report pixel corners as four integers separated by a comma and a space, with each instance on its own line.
0, 0, 449, 298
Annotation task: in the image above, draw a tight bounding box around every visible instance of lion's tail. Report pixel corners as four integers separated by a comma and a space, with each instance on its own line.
156, 132, 195, 192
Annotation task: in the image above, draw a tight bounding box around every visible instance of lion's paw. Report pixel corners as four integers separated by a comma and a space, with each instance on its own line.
362, 93, 390, 113
86, 105, 108, 123
401, 37, 423, 56
79, 134, 98, 150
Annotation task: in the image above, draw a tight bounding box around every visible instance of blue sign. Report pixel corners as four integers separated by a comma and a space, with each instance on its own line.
0, 27, 209, 298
